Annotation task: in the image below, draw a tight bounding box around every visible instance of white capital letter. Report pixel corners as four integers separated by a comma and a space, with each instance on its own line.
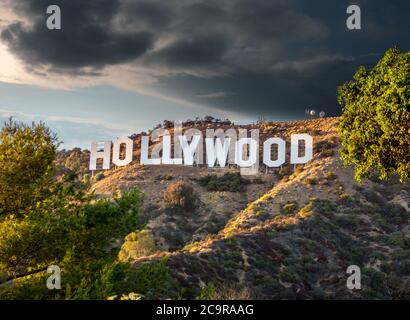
206, 138, 231, 168
90, 141, 111, 170
291, 134, 313, 164
140, 136, 161, 165
162, 135, 183, 165
179, 135, 201, 166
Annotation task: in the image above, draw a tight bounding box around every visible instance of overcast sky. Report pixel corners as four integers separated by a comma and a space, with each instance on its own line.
0, 0, 409, 149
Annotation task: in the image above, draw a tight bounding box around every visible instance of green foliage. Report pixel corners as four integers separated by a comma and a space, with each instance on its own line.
338, 48, 410, 183
334, 214, 361, 230
0, 184, 142, 280
320, 149, 335, 158
125, 258, 174, 298
0, 119, 146, 300
1, 258, 173, 300
95, 172, 105, 181
197, 282, 254, 301
119, 229, 157, 262
66, 258, 173, 300
164, 181, 197, 210
281, 201, 299, 215
196, 283, 217, 300
315, 140, 337, 158
324, 172, 338, 181
303, 176, 318, 186
0, 118, 58, 215
381, 203, 408, 226
198, 172, 250, 192
299, 198, 336, 219
0, 186, 143, 299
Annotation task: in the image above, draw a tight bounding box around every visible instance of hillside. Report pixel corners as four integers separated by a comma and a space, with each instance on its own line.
58, 117, 410, 299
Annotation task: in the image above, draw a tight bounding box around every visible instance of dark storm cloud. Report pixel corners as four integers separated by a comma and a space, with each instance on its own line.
149, 34, 230, 68
1, 0, 154, 70
118, 1, 174, 29
152, 56, 365, 119
1, 0, 410, 117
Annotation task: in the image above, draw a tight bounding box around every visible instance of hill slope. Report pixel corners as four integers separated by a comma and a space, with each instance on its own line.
60, 118, 410, 299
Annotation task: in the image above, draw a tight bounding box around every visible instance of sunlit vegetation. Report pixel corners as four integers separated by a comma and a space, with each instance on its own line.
119, 229, 157, 262
338, 48, 410, 183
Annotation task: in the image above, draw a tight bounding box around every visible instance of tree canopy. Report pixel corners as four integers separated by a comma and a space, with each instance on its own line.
0, 120, 172, 300
0, 118, 58, 215
338, 48, 410, 182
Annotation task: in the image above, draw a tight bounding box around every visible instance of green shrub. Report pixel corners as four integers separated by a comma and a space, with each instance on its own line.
196, 283, 217, 300
320, 149, 335, 158
69, 258, 174, 300
334, 214, 360, 230
119, 230, 157, 262
95, 172, 105, 181
303, 177, 318, 186
363, 268, 388, 294
362, 190, 384, 207
381, 203, 408, 226
386, 232, 406, 247
281, 201, 299, 215
316, 140, 336, 153
339, 193, 351, 201
198, 173, 249, 192
82, 174, 91, 184
196, 283, 253, 300
300, 198, 336, 218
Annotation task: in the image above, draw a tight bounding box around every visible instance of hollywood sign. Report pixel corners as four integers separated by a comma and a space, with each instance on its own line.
89, 126, 313, 174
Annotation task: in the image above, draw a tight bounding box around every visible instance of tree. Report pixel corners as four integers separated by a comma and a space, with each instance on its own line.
338, 48, 410, 182
0, 118, 58, 215
0, 120, 146, 299
0, 175, 143, 281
